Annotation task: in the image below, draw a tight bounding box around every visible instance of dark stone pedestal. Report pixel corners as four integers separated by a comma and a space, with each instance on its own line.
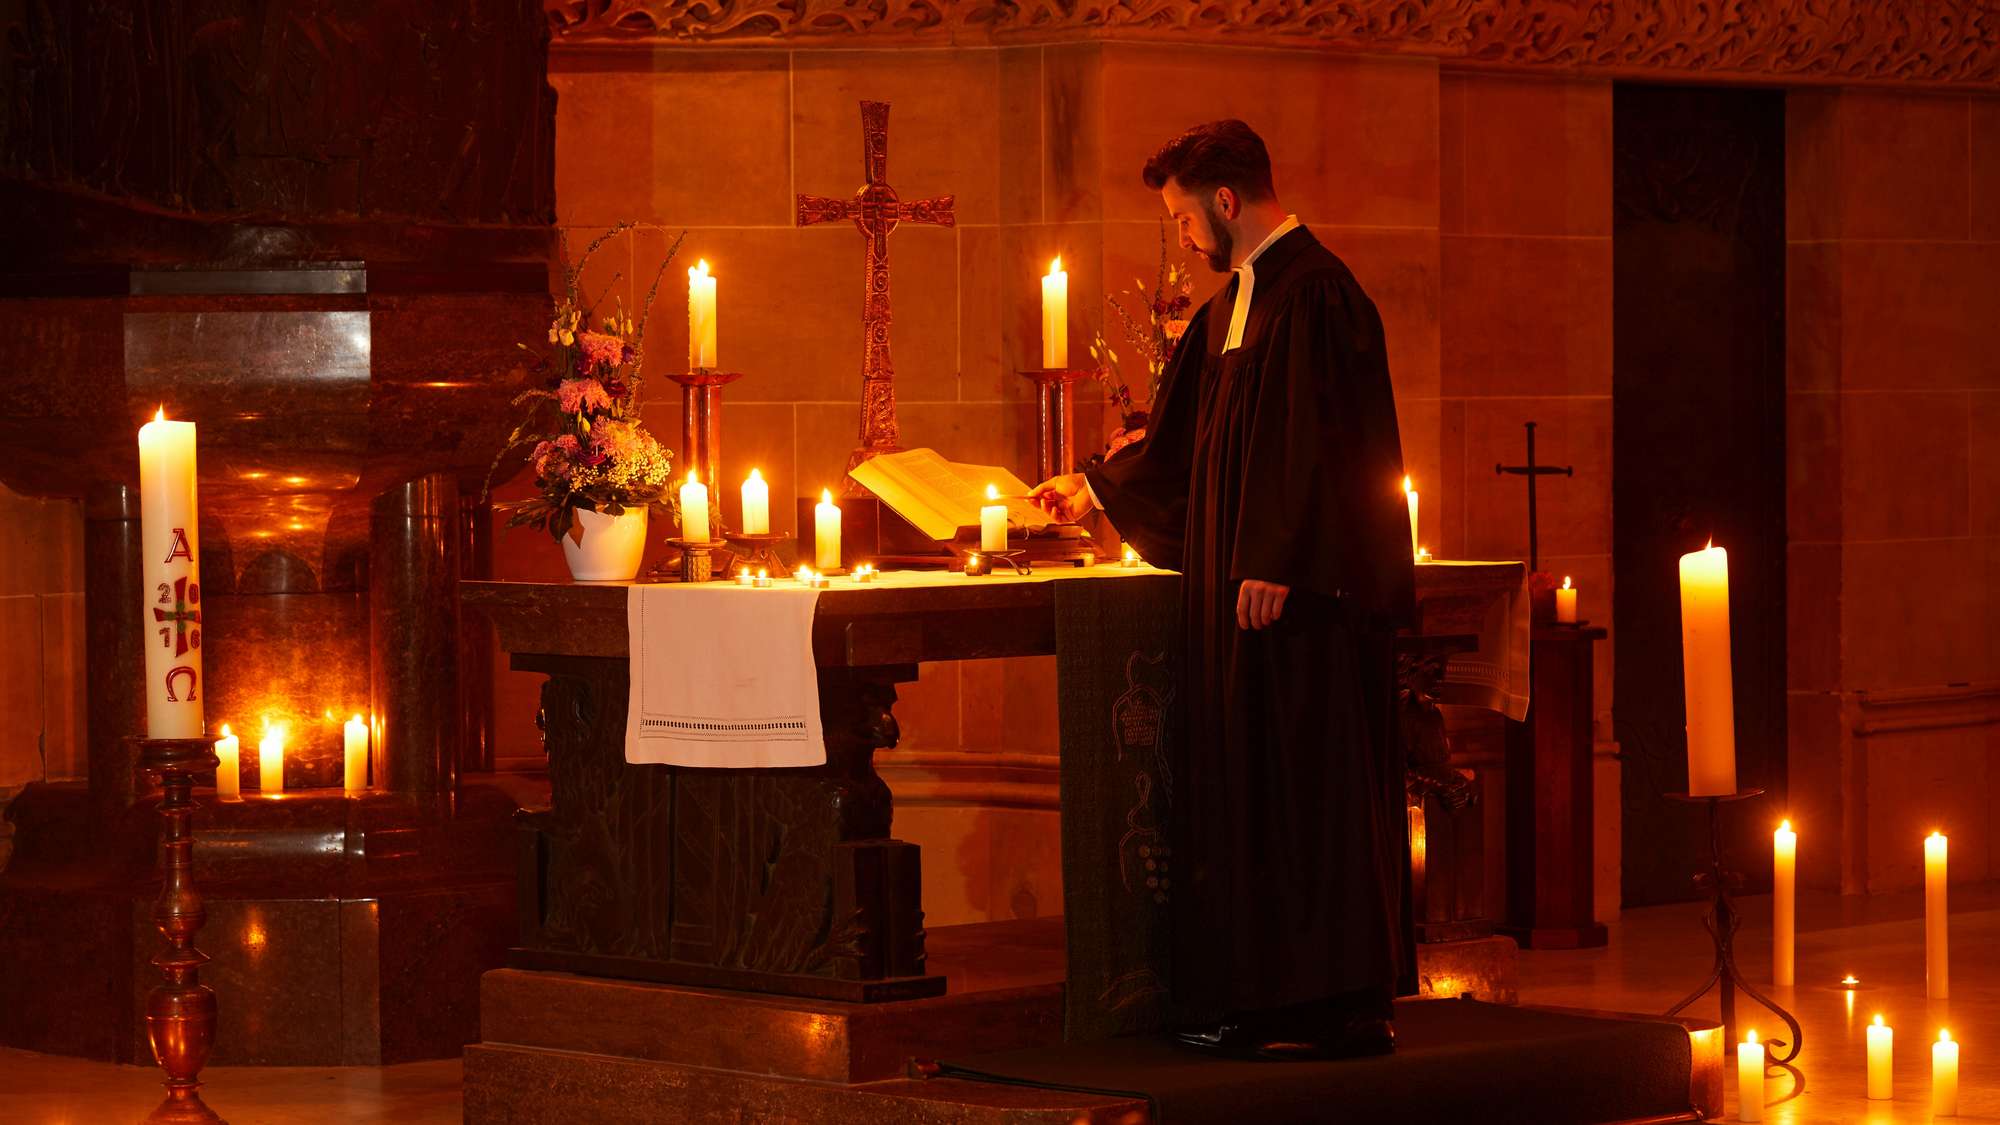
0, 775, 544, 1065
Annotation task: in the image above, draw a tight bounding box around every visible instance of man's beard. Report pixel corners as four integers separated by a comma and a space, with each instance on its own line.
1195, 203, 1233, 273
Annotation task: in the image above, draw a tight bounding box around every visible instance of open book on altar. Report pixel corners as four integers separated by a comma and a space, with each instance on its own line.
847, 448, 1060, 542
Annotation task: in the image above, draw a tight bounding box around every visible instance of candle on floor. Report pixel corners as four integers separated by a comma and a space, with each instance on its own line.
754, 568, 771, 588
736, 567, 755, 587
815, 489, 841, 570
1404, 476, 1419, 563
1041, 257, 1069, 368
741, 468, 769, 535
1556, 576, 1578, 624
688, 259, 717, 370
1773, 819, 1796, 987
1122, 544, 1141, 568
1416, 547, 1432, 564
258, 718, 285, 794
213, 725, 240, 802
1842, 975, 1859, 1027
1927, 830, 1949, 999
1678, 541, 1736, 796
680, 470, 710, 543
1737, 1030, 1765, 1122
980, 484, 1009, 552
1934, 1030, 1959, 1117
343, 715, 368, 795
139, 409, 205, 739
854, 564, 875, 583
1867, 1015, 1893, 1100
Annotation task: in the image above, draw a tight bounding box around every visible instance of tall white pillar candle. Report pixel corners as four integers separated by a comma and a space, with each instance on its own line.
1773, 819, 1796, 987
139, 410, 205, 738
1867, 1016, 1893, 1100
1934, 1030, 1959, 1117
344, 715, 368, 795
980, 484, 1009, 552
815, 489, 842, 570
741, 468, 770, 535
213, 725, 240, 802
680, 470, 710, 543
1041, 257, 1068, 369
258, 719, 285, 794
1678, 542, 1736, 796
1404, 477, 1419, 563
1927, 831, 1949, 999
688, 259, 718, 370
1736, 1031, 1765, 1122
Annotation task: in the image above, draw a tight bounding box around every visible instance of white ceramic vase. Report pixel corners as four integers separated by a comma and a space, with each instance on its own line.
561, 506, 649, 581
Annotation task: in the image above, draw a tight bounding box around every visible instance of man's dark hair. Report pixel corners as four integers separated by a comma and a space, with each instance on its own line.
1141, 119, 1276, 202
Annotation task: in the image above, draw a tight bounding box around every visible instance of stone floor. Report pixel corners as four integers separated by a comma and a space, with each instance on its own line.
1518, 881, 2000, 1124
3, 884, 1994, 1123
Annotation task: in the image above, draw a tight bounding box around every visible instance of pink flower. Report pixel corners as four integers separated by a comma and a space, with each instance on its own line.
557, 378, 613, 415
576, 331, 625, 373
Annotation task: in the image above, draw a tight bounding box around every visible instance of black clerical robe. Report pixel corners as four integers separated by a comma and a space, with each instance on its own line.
1084, 225, 1416, 1019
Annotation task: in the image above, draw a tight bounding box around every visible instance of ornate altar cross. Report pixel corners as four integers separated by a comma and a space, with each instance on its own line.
797, 100, 955, 493
1494, 421, 1573, 572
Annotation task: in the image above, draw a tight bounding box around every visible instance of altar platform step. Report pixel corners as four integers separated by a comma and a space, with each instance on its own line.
462, 918, 1655, 1124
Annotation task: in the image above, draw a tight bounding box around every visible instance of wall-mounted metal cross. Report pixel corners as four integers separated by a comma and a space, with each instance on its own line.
1495, 421, 1573, 572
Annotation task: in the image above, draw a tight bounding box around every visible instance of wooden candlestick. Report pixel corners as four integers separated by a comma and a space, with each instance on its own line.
132, 735, 226, 1124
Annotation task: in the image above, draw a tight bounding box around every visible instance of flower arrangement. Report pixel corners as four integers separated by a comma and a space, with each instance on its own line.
486, 223, 688, 542
1087, 221, 1194, 457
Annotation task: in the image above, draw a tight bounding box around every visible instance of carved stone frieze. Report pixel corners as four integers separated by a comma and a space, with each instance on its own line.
546, 0, 2000, 89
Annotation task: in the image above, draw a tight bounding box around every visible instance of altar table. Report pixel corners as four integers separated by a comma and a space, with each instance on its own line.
464, 560, 1523, 1036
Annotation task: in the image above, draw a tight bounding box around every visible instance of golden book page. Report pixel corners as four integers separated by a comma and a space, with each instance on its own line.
848, 448, 1057, 541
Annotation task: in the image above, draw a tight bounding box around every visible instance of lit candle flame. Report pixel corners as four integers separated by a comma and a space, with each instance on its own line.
690, 259, 710, 280
1780, 818, 1792, 833
821, 488, 833, 504
1049, 256, 1063, 274
757, 568, 768, 579
1842, 974, 1860, 987
1403, 475, 1413, 494
153, 406, 166, 423
687, 468, 699, 486
1930, 829, 1946, 841
219, 723, 232, 737
1705, 536, 1715, 550
1941, 1029, 1952, 1042
748, 467, 762, 482
1562, 575, 1572, 591
1874, 1014, 1885, 1027
1746, 1029, 1759, 1045
986, 483, 1000, 501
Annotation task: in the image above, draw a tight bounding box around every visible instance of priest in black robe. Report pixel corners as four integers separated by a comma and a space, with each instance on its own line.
1032, 119, 1416, 1060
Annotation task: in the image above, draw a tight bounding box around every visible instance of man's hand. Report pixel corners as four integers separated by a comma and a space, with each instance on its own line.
1028, 473, 1097, 523
1237, 579, 1290, 630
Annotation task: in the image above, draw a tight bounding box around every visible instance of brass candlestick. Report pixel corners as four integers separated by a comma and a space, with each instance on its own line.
668, 538, 728, 583
1019, 367, 1093, 482
726, 531, 793, 580
666, 369, 744, 493
133, 735, 227, 1124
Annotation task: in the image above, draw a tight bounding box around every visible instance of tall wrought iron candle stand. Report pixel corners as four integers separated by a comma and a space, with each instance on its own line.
134, 735, 227, 1123
1020, 367, 1092, 481
1662, 787, 1802, 1066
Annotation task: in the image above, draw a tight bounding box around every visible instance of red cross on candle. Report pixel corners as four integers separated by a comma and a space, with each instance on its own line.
152, 576, 203, 657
